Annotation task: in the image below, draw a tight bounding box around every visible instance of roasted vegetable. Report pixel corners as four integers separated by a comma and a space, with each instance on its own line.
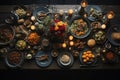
16, 40, 26, 50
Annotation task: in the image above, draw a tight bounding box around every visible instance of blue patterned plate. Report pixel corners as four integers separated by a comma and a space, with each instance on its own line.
35, 51, 52, 68
33, 7, 49, 23
85, 5, 102, 21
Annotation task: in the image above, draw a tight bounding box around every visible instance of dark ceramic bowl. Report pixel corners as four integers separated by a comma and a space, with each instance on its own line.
0, 24, 15, 45
69, 15, 91, 39
5, 49, 24, 68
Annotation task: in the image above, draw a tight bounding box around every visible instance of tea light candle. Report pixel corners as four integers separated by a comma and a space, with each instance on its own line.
101, 24, 106, 29
62, 43, 67, 48
69, 35, 74, 40
69, 41, 74, 46
68, 9, 74, 15
107, 11, 115, 19
31, 16, 36, 21
30, 25, 36, 30
81, 0, 88, 8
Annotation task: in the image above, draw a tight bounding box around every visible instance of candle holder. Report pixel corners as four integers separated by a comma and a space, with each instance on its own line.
107, 11, 115, 19
69, 41, 74, 47
68, 9, 74, 17
104, 11, 115, 24
59, 10, 64, 21
79, 0, 88, 16
81, 0, 88, 8
69, 35, 74, 41
62, 42, 67, 48
66, 9, 74, 21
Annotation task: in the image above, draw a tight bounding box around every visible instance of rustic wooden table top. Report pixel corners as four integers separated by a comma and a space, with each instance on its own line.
0, 5, 120, 70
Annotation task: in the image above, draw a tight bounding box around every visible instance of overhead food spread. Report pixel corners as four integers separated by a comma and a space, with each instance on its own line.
0, 1, 120, 69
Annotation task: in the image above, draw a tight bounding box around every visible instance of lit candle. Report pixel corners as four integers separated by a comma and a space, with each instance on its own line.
107, 11, 115, 19
62, 43, 67, 48
101, 24, 106, 29
68, 9, 74, 15
31, 16, 36, 21
69, 41, 74, 46
30, 25, 36, 30
69, 35, 74, 40
81, 0, 88, 8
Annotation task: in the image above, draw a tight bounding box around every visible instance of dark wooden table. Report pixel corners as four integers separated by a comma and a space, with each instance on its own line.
0, 5, 120, 70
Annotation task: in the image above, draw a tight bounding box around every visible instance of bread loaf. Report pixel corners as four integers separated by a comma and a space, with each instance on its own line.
111, 32, 120, 40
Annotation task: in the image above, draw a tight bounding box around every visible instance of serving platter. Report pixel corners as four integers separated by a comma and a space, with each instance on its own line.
107, 25, 120, 46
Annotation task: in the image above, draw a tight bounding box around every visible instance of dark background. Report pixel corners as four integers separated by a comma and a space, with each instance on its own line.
0, 0, 120, 5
